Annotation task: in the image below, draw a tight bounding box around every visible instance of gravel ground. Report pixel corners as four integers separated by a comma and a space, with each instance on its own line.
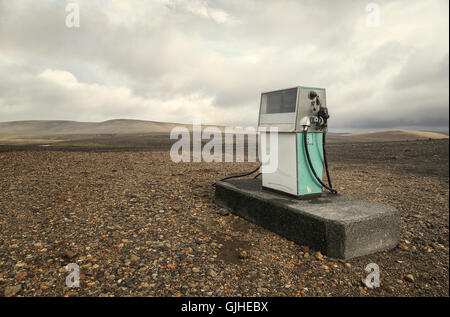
0, 139, 448, 297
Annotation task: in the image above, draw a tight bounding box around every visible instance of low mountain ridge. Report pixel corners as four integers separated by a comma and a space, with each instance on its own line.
0, 119, 448, 145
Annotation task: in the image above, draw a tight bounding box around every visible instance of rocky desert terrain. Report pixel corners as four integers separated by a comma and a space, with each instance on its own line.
0, 134, 448, 297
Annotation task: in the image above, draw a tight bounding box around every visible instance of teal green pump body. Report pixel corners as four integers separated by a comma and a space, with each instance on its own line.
297, 132, 324, 195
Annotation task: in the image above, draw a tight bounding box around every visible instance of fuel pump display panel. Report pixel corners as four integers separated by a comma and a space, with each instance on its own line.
259, 88, 298, 131
261, 88, 297, 113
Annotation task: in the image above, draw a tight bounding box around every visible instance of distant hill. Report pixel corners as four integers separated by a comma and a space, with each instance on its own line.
0, 119, 448, 146
0, 119, 191, 135
326, 130, 449, 143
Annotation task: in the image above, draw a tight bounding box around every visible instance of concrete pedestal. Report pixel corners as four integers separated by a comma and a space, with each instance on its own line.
214, 179, 400, 259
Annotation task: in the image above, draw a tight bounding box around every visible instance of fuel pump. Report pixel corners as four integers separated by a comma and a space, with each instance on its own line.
213, 85, 336, 197
258, 86, 337, 196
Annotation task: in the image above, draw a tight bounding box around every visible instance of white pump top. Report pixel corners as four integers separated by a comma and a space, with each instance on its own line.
257, 86, 328, 133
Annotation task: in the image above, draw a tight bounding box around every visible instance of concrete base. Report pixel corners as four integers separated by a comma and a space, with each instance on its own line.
215, 179, 400, 259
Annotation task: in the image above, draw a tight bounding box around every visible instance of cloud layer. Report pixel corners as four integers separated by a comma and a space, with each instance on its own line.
0, 0, 448, 132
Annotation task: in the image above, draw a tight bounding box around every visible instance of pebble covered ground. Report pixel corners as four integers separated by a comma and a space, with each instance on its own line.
0, 139, 448, 297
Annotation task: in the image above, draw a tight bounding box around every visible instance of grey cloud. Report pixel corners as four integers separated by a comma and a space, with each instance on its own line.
391, 51, 449, 90
0, 0, 448, 131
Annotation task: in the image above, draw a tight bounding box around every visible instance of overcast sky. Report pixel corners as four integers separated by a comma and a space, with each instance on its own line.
0, 0, 448, 132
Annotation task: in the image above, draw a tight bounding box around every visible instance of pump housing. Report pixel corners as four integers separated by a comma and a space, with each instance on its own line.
258, 86, 329, 196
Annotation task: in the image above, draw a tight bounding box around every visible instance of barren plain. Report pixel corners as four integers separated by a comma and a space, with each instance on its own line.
0, 133, 448, 297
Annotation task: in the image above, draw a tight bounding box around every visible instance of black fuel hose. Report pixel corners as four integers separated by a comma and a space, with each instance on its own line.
303, 129, 337, 194
322, 133, 333, 189
212, 164, 261, 187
